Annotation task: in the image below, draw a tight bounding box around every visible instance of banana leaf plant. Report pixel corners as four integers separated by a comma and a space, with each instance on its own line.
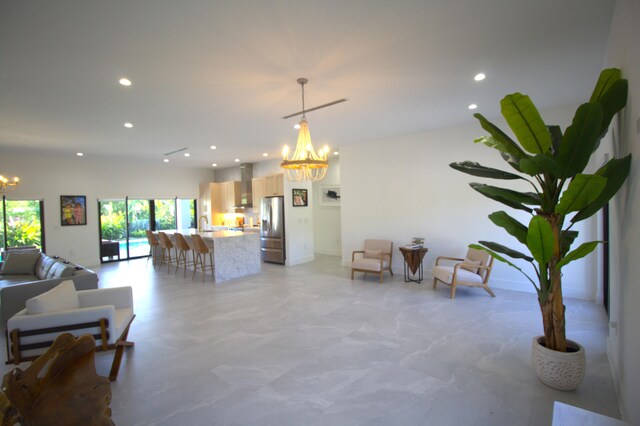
451, 68, 631, 352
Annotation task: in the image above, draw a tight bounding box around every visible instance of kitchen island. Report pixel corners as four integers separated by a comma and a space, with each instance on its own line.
157, 230, 261, 283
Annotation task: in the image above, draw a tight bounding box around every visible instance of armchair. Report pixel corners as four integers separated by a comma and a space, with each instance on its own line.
432, 247, 495, 299
6, 281, 135, 381
351, 239, 394, 283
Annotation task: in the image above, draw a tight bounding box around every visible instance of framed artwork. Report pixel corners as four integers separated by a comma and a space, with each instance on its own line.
61, 195, 87, 226
292, 189, 308, 207
319, 185, 341, 207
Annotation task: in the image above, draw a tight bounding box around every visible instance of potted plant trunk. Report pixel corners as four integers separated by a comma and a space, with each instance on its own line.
451, 68, 630, 391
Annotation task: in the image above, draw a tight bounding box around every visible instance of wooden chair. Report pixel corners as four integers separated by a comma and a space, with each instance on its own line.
6, 284, 135, 381
157, 232, 175, 273
351, 239, 393, 283
173, 232, 194, 277
190, 234, 214, 283
432, 247, 495, 298
145, 230, 160, 268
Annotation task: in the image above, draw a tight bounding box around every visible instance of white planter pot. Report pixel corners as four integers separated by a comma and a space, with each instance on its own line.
531, 336, 585, 391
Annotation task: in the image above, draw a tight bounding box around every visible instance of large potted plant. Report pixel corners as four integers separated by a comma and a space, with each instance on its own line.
451, 68, 630, 390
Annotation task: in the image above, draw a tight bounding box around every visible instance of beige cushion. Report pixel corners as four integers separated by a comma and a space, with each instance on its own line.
460, 258, 481, 274
364, 249, 382, 259
26, 280, 80, 315
0, 250, 40, 275
353, 258, 389, 272
433, 266, 483, 284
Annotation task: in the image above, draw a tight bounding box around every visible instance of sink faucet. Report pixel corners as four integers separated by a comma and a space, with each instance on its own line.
199, 215, 209, 230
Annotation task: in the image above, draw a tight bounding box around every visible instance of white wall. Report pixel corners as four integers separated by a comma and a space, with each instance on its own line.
313, 157, 341, 256
603, 0, 640, 421
0, 150, 214, 266
340, 104, 599, 300
284, 178, 314, 265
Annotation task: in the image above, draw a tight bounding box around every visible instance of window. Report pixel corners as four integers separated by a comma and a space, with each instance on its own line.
1, 197, 45, 256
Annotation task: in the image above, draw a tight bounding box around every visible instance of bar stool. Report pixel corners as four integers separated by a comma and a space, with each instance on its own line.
191, 234, 214, 282
157, 232, 175, 273
145, 230, 161, 268
174, 232, 194, 277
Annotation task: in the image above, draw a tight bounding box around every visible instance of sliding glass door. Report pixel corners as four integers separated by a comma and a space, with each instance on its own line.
99, 197, 196, 263
128, 199, 151, 258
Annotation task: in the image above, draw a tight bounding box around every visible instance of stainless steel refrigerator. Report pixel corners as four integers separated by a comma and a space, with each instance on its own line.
260, 196, 285, 264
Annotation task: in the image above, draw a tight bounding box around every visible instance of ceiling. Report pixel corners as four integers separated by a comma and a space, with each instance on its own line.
0, 0, 615, 169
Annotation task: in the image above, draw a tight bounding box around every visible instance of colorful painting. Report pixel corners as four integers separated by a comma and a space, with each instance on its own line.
61, 195, 87, 226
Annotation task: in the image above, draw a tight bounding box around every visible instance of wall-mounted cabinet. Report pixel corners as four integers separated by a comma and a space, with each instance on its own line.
218, 181, 241, 213
252, 173, 284, 209
252, 177, 265, 208
265, 174, 284, 196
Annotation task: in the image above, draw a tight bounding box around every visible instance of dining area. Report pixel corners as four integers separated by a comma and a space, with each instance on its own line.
145, 229, 261, 283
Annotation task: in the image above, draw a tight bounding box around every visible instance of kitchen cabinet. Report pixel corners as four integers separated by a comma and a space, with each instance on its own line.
252, 177, 265, 208
220, 181, 241, 213
264, 174, 284, 196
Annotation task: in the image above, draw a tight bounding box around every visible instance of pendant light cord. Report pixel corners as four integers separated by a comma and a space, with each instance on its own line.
301, 81, 306, 120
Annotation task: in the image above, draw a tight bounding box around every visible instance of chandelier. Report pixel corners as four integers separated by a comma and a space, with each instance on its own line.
0, 175, 20, 195
281, 78, 329, 182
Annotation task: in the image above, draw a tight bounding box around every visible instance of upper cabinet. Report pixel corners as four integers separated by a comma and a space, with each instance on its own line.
252, 173, 284, 205
252, 177, 265, 208
265, 174, 284, 197
220, 181, 242, 213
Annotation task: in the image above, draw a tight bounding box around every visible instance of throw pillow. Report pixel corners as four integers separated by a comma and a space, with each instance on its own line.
0, 250, 40, 275
26, 280, 80, 315
460, 258, 482, 274
364, 249, 382, 259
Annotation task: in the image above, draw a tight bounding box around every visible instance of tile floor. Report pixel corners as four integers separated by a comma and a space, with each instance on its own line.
1, 255, 621, 425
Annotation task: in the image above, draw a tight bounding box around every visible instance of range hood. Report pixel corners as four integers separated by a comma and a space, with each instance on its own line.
235, 163, 253, 208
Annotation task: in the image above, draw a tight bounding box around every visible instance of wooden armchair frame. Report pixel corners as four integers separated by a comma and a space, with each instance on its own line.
432, 255, 495, 299
351, 240, 394, 283
6, 315, 135, 381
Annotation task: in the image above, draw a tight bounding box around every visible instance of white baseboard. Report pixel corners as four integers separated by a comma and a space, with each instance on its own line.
607, 337, 629, 422
314, 248, 342, 256
286, 255, 315, 266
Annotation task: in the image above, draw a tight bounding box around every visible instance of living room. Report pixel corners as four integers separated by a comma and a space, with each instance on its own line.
1, 0, 639, 424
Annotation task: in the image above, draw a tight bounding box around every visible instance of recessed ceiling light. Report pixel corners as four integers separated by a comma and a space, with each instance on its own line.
164, 159, 169, 163
294, 124, 300, 130
474, 73, 486, 82
210, 145, 217, 150
119, 78, 132, 86
212, 163, 217, 167
184, 153, 190, 157
124, 122, 133, 128
76, 152, 84, 157
234, 158, 240, 163
468, 104, 478, 110
334, 151, 339, 156
262, 153, 268, 157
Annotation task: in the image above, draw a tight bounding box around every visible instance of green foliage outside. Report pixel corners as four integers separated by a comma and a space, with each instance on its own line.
100, 201, 127, 241
1, 200, 43, 249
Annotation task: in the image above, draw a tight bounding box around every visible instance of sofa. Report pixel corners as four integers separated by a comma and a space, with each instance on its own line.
0, 249, 98, 328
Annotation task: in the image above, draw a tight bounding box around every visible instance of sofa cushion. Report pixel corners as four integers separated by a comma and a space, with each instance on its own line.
35, 254, 58, 280
0, 251, 40, 275
45, 262, 76, 279
25, 280, 80, 315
